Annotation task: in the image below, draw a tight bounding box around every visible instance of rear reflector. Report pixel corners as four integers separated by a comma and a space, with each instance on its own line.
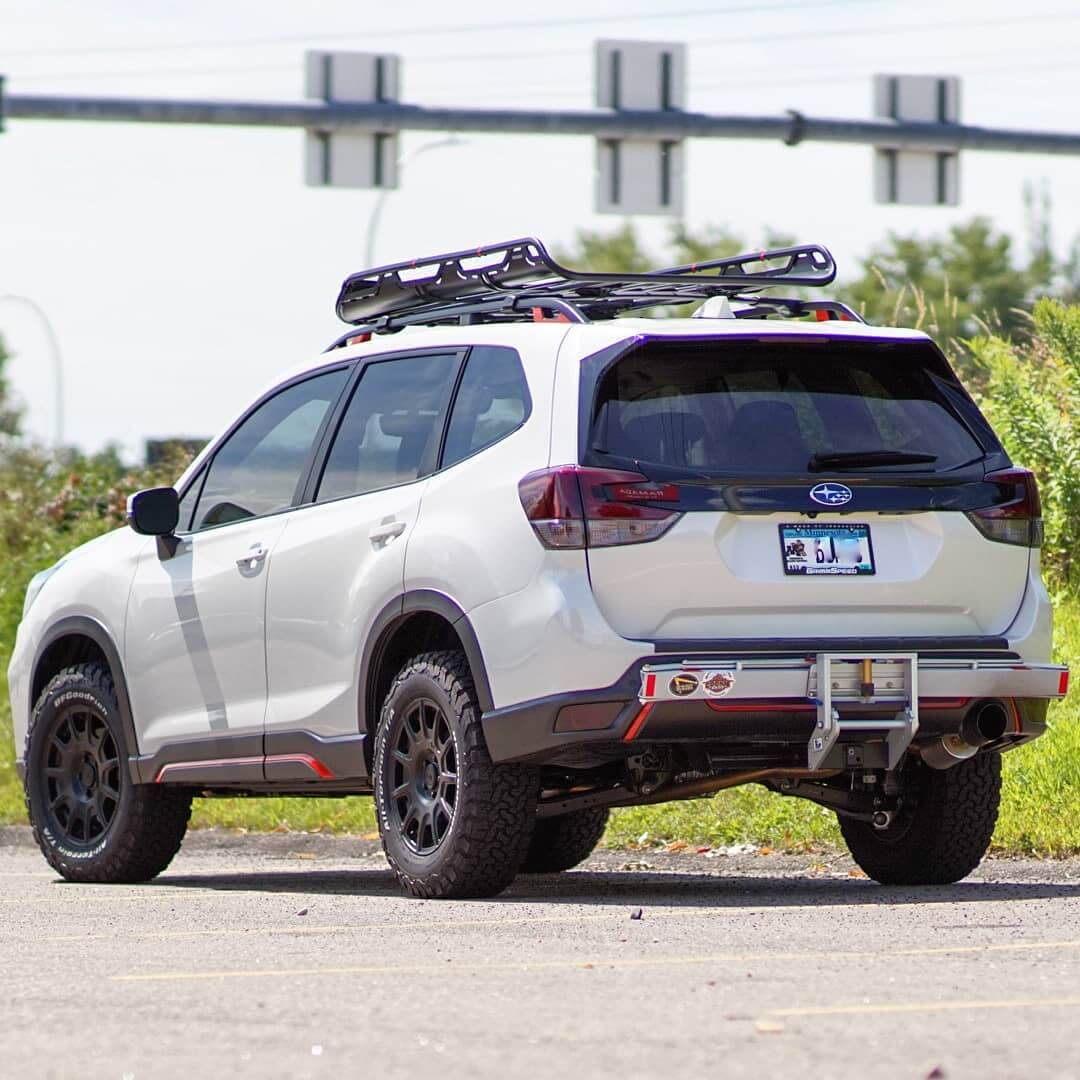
1059, 670, 1070, 697
966, 467, 1043, 548
554, 702, 623, 732
518, 466, 681, 549
622, 703, 653, 742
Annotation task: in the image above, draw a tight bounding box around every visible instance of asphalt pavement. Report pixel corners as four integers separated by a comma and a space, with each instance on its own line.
3, 825, 1080, 1080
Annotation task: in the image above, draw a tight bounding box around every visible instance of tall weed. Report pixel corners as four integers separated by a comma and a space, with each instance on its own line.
970, 300, 1080, 591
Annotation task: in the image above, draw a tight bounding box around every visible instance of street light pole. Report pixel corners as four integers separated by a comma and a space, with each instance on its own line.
364, 136, 464, 267
0, 294, 65, 447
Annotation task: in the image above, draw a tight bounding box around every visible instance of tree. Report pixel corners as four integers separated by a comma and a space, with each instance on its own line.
846, 217, 1037, 348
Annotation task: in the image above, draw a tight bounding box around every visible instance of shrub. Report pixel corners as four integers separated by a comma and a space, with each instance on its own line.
969, 300, 1080, 591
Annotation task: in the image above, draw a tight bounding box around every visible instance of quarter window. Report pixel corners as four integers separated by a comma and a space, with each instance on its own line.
176, 470, 205, 533
192, 368, 348, 531
442, 346, 530, 468
316, 352, 460, 502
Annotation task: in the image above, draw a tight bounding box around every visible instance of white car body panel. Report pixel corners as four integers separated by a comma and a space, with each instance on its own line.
264, 483, 423, 739
124, 515, 289, 755
404, 327, 561, 612
9, 527, 145, 757
585, 511, 1029, 641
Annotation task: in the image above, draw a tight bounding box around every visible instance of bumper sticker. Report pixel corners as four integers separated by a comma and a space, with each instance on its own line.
669, 673, 699, 696
703, 672, 736, 697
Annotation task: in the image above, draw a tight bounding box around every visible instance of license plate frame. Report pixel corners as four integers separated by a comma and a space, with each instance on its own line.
780, 522, 875, 576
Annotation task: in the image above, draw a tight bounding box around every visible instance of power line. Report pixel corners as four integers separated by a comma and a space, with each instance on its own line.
6, 8, 1076, 86
0, 0, 876, 58
10, 35, 1078, 92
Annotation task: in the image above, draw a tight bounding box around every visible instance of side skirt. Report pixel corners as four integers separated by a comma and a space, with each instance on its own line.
131, 730, 368, 787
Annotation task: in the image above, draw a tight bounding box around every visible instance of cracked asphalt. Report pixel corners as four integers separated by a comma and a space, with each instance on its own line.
3, 825, 1080, 1080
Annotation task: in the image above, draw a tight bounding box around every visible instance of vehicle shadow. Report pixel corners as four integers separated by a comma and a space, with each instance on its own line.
130, 866, 1080, 908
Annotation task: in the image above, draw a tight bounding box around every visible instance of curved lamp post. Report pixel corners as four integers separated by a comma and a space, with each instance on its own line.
0, 293, 65, 447
364, 136, 465, 267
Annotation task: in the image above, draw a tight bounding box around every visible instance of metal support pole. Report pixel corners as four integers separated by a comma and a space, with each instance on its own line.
6, 94, 1080, 156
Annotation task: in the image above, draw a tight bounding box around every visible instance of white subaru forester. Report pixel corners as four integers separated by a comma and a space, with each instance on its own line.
8, 239, 1068, 898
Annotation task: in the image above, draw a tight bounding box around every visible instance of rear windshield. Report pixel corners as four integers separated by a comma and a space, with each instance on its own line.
587, 338, 988, 477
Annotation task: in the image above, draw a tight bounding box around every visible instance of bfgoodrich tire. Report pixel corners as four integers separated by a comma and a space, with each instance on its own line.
520, 808, 609, 873
839, 752, 1001, 885
24, 663, 192, 883
374, 650, 538, 899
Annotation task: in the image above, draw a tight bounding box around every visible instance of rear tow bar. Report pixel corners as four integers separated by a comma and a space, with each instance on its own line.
806, 653, 918, 770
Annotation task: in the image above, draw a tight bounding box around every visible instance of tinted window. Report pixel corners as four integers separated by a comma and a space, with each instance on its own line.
443, 346, 530, 468
192, 368, 348, 530
590, 339, 985, 477
317, 353, 459, 501
176, 470, 205, 533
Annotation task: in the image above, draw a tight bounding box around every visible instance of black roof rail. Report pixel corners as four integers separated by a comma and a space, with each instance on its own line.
335, 236, 838, 329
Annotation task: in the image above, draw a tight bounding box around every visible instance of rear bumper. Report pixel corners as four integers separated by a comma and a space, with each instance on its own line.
482, 650, 1067, 765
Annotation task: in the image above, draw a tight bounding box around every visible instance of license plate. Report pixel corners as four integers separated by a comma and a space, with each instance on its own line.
780, 523, 875, 576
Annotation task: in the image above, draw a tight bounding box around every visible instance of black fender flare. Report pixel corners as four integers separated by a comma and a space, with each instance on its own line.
359, 590, 494, 738
30, 615, 142, 781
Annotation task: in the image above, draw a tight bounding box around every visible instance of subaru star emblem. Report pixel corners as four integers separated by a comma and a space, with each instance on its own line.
809, 482, 853, 507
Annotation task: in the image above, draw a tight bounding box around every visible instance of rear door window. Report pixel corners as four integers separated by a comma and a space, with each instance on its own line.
316, 352, 460, 501
442, 346, 531, 468
588, 338, 988, 477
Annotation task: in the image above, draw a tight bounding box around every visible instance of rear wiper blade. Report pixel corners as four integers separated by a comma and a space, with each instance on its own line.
808, 450, 939, 471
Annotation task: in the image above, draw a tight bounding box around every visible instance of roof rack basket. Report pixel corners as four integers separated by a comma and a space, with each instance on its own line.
334, 236, 845, 334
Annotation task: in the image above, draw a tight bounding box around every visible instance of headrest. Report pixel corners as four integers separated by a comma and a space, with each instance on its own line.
379, 410, 436, 437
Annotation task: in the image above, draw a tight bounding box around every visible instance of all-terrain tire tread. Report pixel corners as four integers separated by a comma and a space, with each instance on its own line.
25, 663, 192, 884
521, 808, 609, 873
840, 752, 1001, 885
375, 650, 537, 900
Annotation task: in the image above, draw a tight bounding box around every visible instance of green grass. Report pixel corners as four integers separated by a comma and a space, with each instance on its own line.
2, 602, 1078, 855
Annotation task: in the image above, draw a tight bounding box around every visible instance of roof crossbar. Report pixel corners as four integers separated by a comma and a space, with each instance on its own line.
335, 236, 837, 327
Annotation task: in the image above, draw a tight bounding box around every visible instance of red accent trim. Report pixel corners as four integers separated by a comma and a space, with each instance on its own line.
701, 697, 971, 715
155, 753, 334, 783
706, 700, 815, 713
1059, 670, 1070, 697
1010, 697, 1022, 734
267, 753, 335, 780
622, 704, 653, 742
643, 673, 657, 698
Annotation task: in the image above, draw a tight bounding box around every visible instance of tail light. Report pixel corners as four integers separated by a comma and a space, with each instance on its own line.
517, 466, 681, 549
967, 468, 1043, 547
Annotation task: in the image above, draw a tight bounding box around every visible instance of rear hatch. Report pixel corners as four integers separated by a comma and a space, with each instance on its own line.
577, 333, 1034, 642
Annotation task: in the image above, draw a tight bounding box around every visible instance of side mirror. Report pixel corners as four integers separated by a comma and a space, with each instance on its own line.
127, 487, 180, 537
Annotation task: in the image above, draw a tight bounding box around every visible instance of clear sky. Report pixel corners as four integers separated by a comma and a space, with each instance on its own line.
1, 0, 1078, 456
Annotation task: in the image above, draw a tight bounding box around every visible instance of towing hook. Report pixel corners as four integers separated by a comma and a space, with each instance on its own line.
871, 810, 894, 830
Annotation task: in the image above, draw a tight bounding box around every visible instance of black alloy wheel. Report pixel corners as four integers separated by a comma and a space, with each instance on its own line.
374, 651, 539, 899
388, 697, 458, 856
42, 703, 122, 847
26, 663, 192, 883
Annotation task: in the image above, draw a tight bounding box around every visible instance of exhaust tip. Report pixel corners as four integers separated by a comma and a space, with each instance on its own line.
962, 700, 1010, 747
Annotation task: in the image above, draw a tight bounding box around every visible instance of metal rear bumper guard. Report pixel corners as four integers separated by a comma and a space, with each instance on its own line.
639, 653, 1068, 770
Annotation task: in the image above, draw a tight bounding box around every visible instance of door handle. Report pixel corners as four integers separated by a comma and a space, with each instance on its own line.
369, 520, 407, 544
236, 544, 268, 571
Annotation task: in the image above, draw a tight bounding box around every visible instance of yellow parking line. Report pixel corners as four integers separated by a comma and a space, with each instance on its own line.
111, 938, 1080, 983
770, 996, 1080, 1018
